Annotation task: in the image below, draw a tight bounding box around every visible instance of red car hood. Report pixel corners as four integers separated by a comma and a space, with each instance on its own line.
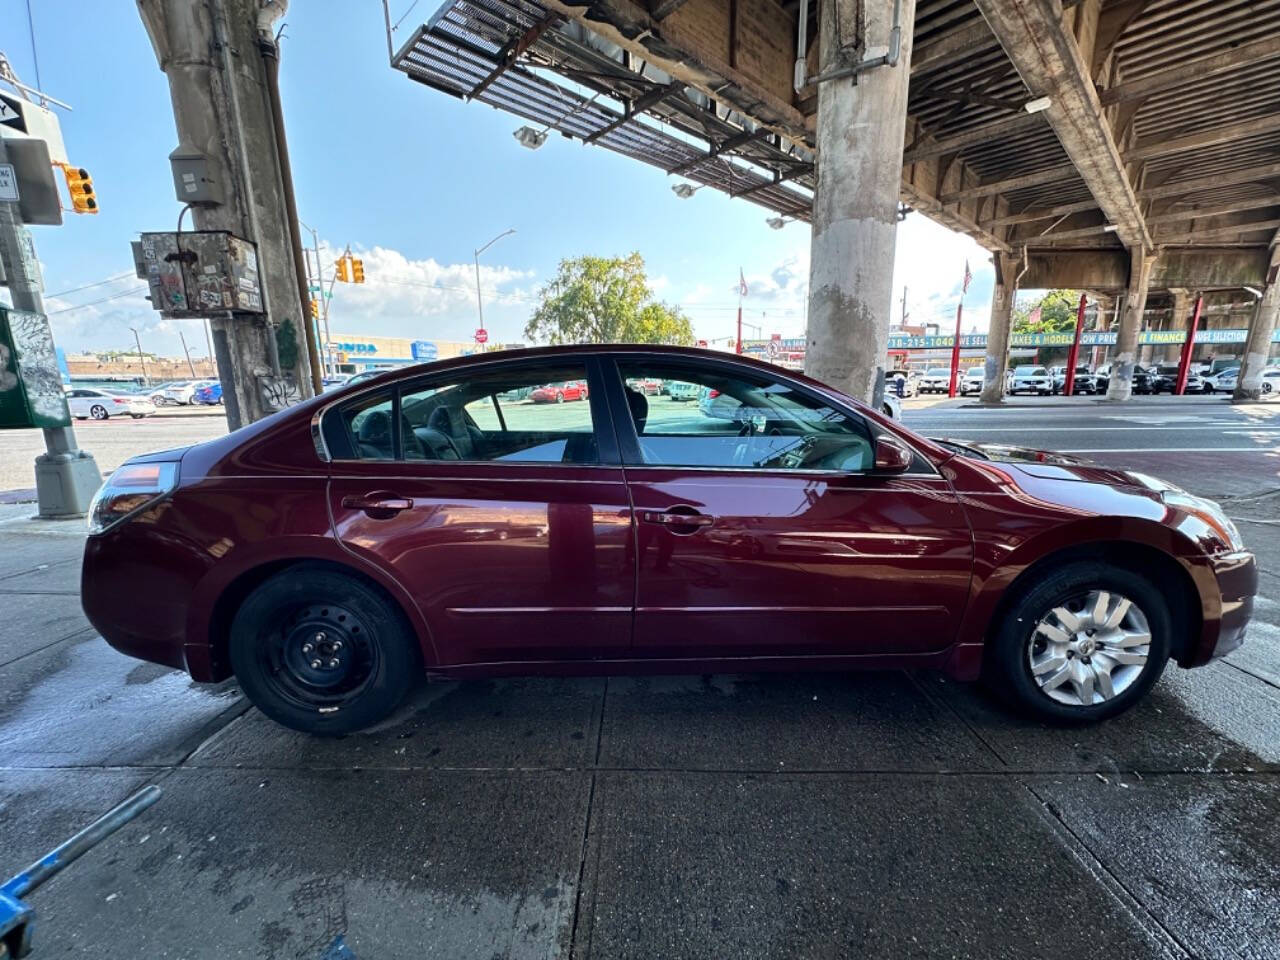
930, 438, 1181, 492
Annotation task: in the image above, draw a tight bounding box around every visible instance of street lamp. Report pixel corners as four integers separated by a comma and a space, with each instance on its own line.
474, 228, 516, 345
129, 327, 150, 387
513, 126, 548, 150
766, 215, 796, 230
671, 182, 704, 199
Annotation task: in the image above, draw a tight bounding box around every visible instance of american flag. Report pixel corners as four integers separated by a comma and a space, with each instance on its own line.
1028, 304, 1043, 326
962, 260, 973, 294
738, 268, 749, 298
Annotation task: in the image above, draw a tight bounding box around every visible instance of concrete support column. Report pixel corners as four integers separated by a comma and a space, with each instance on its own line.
1233, 278, 1279, 403
805, 0, 917, 407
1165, 289, 1193, 363
979, 252, 1023, 403
1106, 247, 1157, 401
138, 0, 315, 429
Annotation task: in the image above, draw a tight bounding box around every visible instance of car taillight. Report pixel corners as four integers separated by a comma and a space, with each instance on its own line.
87, 461, 179, 535
708, 389, 720, 398
113, 398, 127, 404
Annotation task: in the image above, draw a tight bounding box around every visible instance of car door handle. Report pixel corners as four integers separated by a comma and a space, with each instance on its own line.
641, 510, 715, 529
342, 494, 413, 516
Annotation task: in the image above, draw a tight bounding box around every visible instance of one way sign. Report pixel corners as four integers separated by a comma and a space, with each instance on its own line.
0, 93, 28, 134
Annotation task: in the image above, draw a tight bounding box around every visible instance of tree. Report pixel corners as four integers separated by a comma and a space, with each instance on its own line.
525, 253, 695, 346
1013, 289, 1082, 335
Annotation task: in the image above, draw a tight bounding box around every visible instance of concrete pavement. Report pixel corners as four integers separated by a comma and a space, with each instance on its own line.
1, 398, 1279, 958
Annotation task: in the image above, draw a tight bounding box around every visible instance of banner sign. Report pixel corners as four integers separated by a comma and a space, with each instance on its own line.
743, 328, 1275, 354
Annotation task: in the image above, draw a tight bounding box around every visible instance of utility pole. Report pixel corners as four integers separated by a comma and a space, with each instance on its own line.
130, 327, 150, 386
299, 219, 332, 377
202, 319, 214, 376
138, 0, 315, 430
178, 329, 196, 377
0, 136, 102, 517
900, 286, 909, 327
474, 228, 515, 350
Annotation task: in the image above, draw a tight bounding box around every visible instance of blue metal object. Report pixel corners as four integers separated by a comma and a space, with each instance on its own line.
1, 785, 161, 957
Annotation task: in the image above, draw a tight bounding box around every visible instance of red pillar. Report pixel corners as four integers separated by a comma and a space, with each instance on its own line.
736, 306, 743, 355
947, 301, 963, 397
1064, 293, 1088, 395
1174, 295, 1204, 395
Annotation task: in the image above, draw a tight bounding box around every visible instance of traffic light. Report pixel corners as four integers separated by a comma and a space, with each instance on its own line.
335, 256, 350, 283
351, 258, 365, 283
60, 165, 98, 214
310, 298, 320, 318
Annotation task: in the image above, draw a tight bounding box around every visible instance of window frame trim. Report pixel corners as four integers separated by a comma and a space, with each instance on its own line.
316, 353, 622, 468
600, 353, 939, 477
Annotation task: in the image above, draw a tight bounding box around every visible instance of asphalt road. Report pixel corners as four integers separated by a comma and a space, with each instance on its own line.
0, 394, 1278, 959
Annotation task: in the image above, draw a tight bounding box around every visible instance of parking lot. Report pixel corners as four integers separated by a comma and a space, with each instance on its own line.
1, 395, 1278, 959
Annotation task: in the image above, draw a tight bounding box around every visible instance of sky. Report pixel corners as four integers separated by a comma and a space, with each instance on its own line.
1, 0, 999, 359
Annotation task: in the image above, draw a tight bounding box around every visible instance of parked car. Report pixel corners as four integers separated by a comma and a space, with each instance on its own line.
917, 368, 952, 394
958, 368, 984, 396
83, 345, 1255, 735
1207, 367, 1239, 393
498, 385, 534, 403
666, 381, 700, 402
1010, 365, 1053, 395
1050, 366, 1098, 395
880, 393, 902, 420
194, 382, 223, 405
66, 388, 156, 420
1261, 368, 1280, 395
1092, 364, 1158, 395
146, 381, 179, 405
530, 380, 588, 403
885, 370, 916, 398
160, 380, 212, 405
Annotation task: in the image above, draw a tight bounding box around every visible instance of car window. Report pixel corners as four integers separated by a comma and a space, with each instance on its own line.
617, 361, 875, 472
399, 363, 597, 464
340, 391, 396, 460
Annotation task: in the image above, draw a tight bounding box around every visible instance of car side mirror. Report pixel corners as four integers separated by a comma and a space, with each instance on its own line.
873, 435, 912, 473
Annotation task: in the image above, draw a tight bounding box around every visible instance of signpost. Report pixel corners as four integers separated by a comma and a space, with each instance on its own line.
475, 328, 489, 345
1174, 296, 1205, 396
1063, 293, 1088, 396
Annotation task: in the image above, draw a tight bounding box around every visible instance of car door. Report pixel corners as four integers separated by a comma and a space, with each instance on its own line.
605, 355, 973, 660
324, 355, 635, 666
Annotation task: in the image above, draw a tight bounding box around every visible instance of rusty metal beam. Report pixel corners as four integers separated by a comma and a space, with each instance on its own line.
650, 0, 693, 20
583, 81, 682, 143
731, 164, 811, 199
665, 128, 767, 175
940, 163, 1077, 203
984, 198, 1099, 227
1125, 113, 1280, 162
1137, 162, 1280, 200
912, 21, 994, 74
971, 0, 1151, 251
1154, 218, 1280, 244
1099, 35, 1280, 105
467, 13, 559, 102
1147, 197, 1280, 225
903, 111, 1046, 164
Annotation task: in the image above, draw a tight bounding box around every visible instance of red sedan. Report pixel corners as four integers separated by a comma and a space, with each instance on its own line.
529, 380, 588, 403
82, 346, 1255, 734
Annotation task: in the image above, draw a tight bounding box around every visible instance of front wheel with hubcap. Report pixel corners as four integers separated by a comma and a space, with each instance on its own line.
229, 566, 420, 734
987, 561, 1171, 722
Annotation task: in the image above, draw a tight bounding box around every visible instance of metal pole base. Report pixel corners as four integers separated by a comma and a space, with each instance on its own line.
34, 452, 103, 519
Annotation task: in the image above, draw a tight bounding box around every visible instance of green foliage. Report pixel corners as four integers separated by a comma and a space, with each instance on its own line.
525, 253, 695, 346
1013, 289, 1082, 335
275, 318, 299, 373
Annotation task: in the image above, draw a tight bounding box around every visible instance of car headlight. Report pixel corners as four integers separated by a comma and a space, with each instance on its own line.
1161, 489, 1245, 553
87, 461, 179, 535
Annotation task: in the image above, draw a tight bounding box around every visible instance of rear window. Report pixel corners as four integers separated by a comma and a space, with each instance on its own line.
1015, 366, 1046, 375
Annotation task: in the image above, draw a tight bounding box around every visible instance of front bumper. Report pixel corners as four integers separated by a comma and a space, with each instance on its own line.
1189, 550, 1257, 665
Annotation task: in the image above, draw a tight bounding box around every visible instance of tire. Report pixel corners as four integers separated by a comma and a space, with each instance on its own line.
984, 560, 1172, 723
90, 405, 109, 420
1264, 381, 1274, 395
555, 391, 564, 403
131, 414, 145, 419
229, 566, 421, 735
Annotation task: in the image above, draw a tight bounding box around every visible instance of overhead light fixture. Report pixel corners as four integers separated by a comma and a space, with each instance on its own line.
671, 183, 702, 199
513, 126, 548, 150
1102, 224, 1119, 233
766, 216, 793, 230
1024, 96, 1052, 114
1244, 285, 1264, 298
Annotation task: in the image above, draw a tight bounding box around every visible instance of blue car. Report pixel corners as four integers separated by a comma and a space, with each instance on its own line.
194, 381, 223, 405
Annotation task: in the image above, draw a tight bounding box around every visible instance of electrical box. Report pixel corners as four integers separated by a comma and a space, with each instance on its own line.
0, 307, 72, 430
169, 145, 224, 206
132, 231, 264, 317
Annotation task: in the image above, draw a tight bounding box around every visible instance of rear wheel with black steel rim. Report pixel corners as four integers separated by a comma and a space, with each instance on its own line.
229, 567, 420, 734
986, 560, 1171, 722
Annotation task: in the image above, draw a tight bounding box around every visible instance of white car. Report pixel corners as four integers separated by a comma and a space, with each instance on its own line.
880, 393, 902, 420
67, 388, 156, 420
884, 371, 916, 398
1207, 368, 1238, 393
1260, 368, 1280, 395
1010, 365, 1053, 395
917, 367, 952, 394
960, 369, 985, 395
161, 380, 213, 405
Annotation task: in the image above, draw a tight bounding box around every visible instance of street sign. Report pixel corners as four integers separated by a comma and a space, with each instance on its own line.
0, 94, 26, 133
0, 164, 17, 201
411, 340, 438, 361
696, 339, 708, 348
475, 328, 488, 344
0, 307, 72, 429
